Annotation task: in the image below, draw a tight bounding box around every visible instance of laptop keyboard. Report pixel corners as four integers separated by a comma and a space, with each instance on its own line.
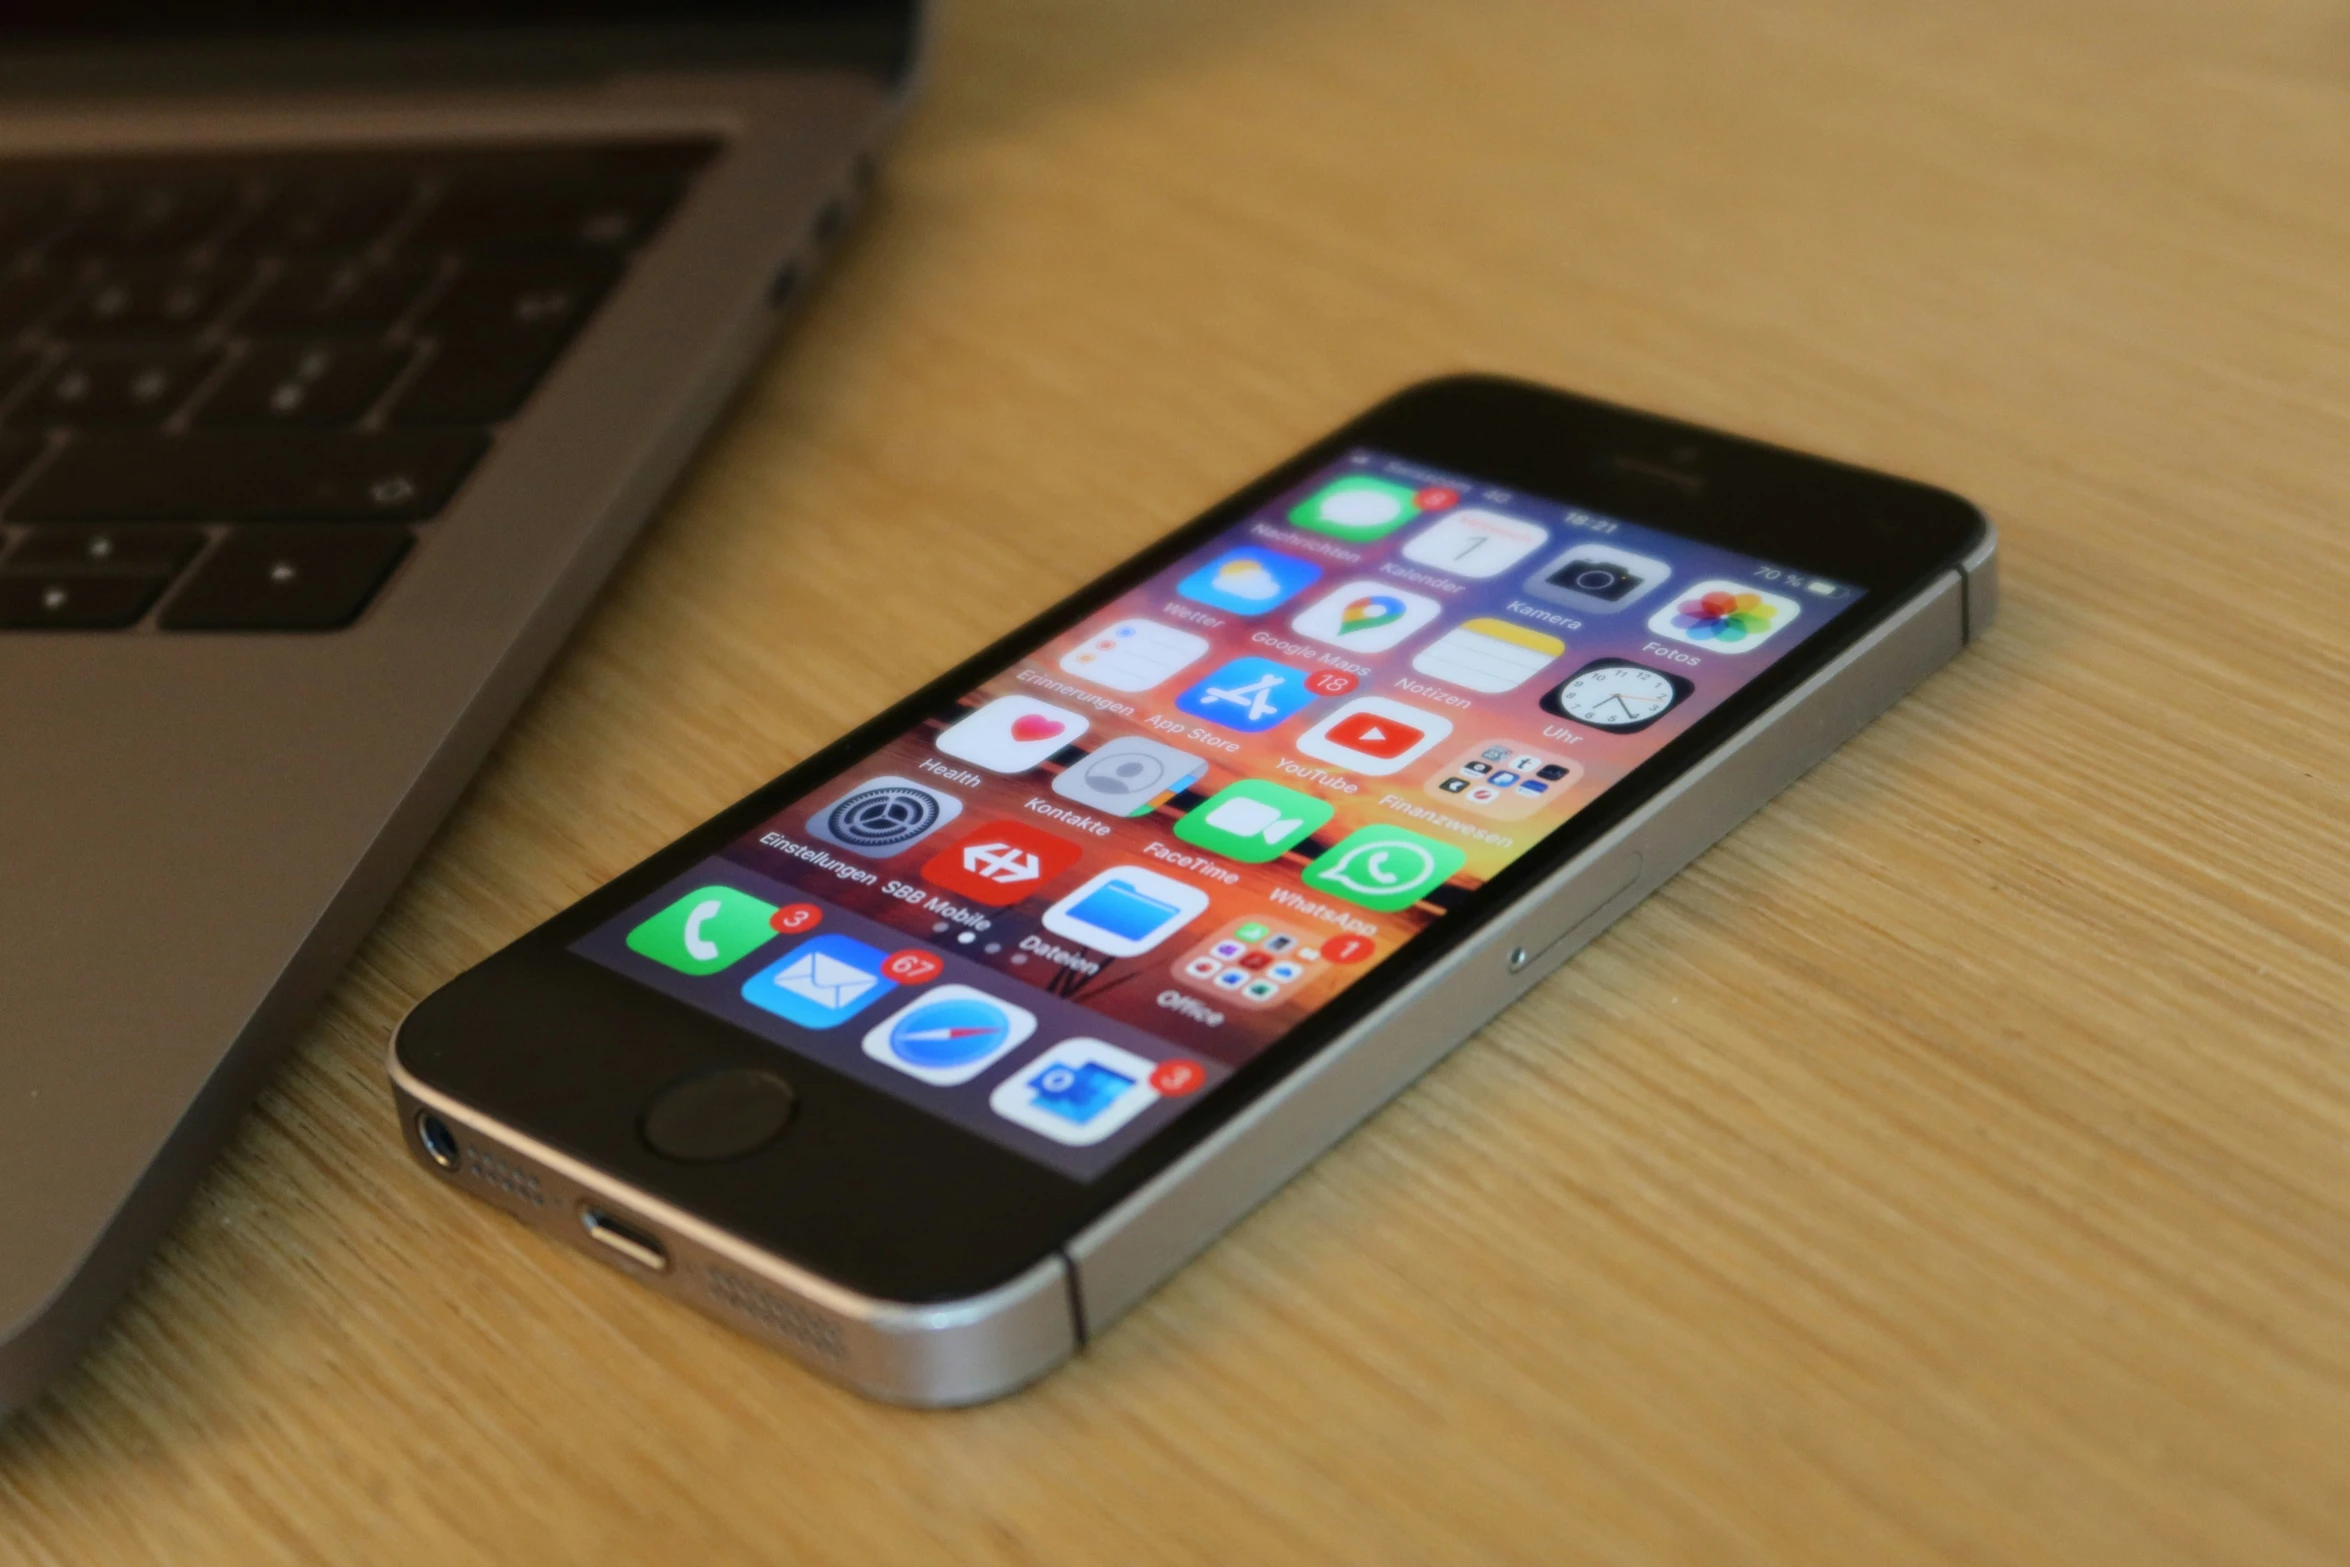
0, 138, 714, 633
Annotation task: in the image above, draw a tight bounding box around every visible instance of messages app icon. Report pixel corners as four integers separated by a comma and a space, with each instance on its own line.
740, 933, 897, 1028
627, 885, 780, 976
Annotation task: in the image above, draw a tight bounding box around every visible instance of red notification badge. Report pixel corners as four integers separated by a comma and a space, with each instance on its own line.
1150, 1060, 1206, 1096
1321, 934, 1376, 964
770, 903, 823, 935
1305, 668, 1358, 697
882, 949, 944, 984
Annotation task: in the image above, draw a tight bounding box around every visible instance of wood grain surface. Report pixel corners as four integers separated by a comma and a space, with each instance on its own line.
6, 0, 2349, 1560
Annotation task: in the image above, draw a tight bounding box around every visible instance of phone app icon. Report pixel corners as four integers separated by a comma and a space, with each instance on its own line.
1646, 580, 1801, 653
1175, 656, 1319, 733
1041, 865, 1213, 957
1409, 617, 1566, 693
805, 775, 965, 857
862, 985, 1037, 1085
1058, 617, 1211, 693
625, 885, 780, 975
1288, 580, 1443, 654
1425, 740, 1582, 821
1176, 546, 1322, 616
935, 695, 1090, 773
920, 820, 1086, 907
1521, 541, 1674, 614
990, 1038, 1165, 1146
1288, 475, 1427, 542
1542, 657, 1694, 732
1294, 695, 1453, 776
1300, 825, 1465, 913
1173, 779, 1334, 863
1051, 734, 1207, 817
1398, 508, 1550, 579
740, 932, 897, 1028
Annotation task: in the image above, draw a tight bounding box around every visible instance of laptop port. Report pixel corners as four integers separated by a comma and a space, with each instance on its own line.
580, 1206, 669, 1272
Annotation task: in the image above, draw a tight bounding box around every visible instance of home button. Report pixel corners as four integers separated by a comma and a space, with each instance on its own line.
642, 1068, 796, 1162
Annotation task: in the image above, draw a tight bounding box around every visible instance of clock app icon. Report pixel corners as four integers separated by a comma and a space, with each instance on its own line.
1541, 658, 1695, 733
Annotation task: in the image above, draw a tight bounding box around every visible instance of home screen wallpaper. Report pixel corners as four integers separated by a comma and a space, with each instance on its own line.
574, 449, 1860, 1179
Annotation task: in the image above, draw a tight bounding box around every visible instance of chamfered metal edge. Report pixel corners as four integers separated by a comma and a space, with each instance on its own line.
386, 1033, 1078, 1408
1065, 564, 1976, 1333
1960, 517, 2001, 642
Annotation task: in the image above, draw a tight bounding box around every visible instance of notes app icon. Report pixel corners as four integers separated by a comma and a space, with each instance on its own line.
1409, 618, 1566, 693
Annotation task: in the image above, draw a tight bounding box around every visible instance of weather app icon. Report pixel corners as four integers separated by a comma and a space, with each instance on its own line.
1176, 546, 1323, 616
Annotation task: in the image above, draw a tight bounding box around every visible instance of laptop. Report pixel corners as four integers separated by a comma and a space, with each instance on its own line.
0, 0, 924, 1409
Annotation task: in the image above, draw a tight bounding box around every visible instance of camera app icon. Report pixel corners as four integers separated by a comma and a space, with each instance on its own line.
1521, 541, 1673, 614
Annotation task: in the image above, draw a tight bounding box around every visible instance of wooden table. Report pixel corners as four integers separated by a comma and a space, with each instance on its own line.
8, 1, 2348, 1560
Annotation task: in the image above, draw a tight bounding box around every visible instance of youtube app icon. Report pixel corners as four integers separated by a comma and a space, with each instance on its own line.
1296, 696, 1454, 776
920, 820, 1085, 907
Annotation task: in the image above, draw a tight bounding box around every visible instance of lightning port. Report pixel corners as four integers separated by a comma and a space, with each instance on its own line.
580, 1207, 669, 1272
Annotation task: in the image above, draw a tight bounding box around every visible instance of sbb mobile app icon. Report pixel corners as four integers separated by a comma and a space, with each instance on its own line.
920, 821, 1085, 907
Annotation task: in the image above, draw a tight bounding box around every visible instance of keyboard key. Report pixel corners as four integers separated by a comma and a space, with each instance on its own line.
0, 266, 74, 335
388, 260, 615, 425
0, 570, 171, 629
196, 341, 408, 428
0, 431, 43, 490
408, 171, 684, 256
10, 346, 221, 427
12, 429, 488, 521
55, 261, 253, 338
9, 523, 205, 574
54, 176, 244, 258
237, 175, 414, 254
237, 259, 433, 336
159, 523, 409, 630
0, 182, 77, 254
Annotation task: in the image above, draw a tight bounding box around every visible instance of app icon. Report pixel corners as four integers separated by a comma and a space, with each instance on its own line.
1542, 657, 1696, 732
1050, 734, 1207, 817
805, 775, 965, 857
740, 933, 897, 1028
1294, 696, 1453, 776
1176, 546, 1322, 616
919, 820, 1086, 906
862, 985, 1037, 1085
990, 1038, 1165, 1146
1288, 580, 1443, 654
1521, 541, 1674, 614
626, 885, 780, 976
1300, 825, 1466, 912
1424, 740, 1583, 821
1646, 580, 1801, 653
1288, 475, 1426, 542
1057, 617, 1211, 692
1041, 865, 1212, 957
1173, 779, 1334, 863
1174, 916, 1331, 1009
1175, 656, 1319, 733
1409, 617, 1566, 693
1397, 508, 1550, 579
935, 695, 1090, 773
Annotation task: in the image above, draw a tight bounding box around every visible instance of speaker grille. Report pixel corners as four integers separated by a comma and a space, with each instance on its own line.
462, 1145, 546, 1208
705, 1264, 848, 1362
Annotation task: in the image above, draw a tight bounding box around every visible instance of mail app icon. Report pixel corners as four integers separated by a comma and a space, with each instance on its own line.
741, 932, 897, 1029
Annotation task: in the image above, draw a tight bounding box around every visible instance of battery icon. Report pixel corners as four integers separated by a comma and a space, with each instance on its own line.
1805, 578, 1839, 596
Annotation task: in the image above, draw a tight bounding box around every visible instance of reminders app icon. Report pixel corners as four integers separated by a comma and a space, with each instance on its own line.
1041, 865, 1211, 957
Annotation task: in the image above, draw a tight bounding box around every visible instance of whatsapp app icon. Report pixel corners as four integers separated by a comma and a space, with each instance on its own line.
1299, 825, 1465, 913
